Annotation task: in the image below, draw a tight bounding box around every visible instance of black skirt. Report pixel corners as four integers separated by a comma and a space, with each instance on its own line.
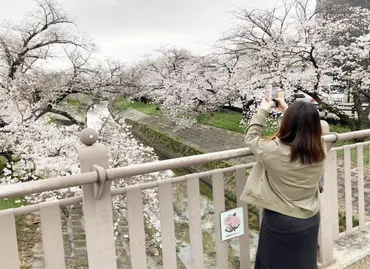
255, 209, 320, 269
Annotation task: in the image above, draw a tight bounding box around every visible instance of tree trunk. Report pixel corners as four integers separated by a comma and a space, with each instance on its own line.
352, 88, 370, 134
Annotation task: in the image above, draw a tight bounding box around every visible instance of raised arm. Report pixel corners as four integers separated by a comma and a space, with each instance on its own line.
245, 97, 288, 159
245, 99, 273, 159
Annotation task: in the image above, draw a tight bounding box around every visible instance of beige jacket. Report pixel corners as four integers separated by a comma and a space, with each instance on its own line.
240, 109, 324, 219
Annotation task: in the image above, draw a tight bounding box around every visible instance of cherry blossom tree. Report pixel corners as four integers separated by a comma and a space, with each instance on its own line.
220, 0, 370, 130
0, 0, 90, 130
0, 1, 172, 255
121, 46, 241, 126
312, 4, 370, 130
0, 1, 134, 186
0, 0, 84, 81
219, 0, 298, 90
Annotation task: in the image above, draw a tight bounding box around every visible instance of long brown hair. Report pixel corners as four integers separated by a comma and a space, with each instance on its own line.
275, 101, 325, 164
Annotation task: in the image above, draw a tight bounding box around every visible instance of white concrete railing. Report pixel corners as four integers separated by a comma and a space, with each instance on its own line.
1, 128, 370, 269
330, 141, 370, 240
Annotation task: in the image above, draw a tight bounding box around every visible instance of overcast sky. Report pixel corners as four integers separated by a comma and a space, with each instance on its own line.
1, 0, 282, 63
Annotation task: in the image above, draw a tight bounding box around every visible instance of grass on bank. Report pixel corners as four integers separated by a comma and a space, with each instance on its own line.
197, 110, 280, 137
197, 110, 244, 133
64, 98, 89, 114
114, 96, 161, 116
0, 196, 25, 210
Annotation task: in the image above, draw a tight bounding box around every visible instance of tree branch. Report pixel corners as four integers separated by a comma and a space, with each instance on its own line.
34, 104, 85, 127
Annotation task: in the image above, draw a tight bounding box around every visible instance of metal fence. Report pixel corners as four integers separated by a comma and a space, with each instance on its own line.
1, 127, 370, 269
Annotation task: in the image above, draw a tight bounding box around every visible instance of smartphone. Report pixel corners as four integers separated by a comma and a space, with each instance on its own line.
271, 88, 277, 100
264, 85, 272, 102
271, 87, 278, 107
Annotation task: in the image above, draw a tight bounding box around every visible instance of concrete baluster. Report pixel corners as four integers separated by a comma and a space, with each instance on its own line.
77, 128, 117, 269
317, 120, 336, 268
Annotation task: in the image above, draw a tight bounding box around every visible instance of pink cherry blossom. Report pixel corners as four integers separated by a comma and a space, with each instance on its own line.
224, 215, 232, 225
231, 216, 240, 227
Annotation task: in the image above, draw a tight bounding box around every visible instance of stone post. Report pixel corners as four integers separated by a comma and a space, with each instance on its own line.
77, 128, 117, 269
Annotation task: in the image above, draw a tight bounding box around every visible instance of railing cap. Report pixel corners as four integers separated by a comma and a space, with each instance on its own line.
80, 128, 98, 146
321, 120, 330, 134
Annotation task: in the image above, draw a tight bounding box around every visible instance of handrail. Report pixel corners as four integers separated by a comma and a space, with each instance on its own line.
0, 148, 253, 200
332, 140, 370, 151
103, 130, 370, 181
9, 163, 254, 216
105, 147, 253, 181
0, 171, 98, 200
322, 129, 370, 143
1, 129, 370, 201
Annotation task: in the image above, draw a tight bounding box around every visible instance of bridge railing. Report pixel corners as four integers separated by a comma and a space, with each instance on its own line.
1, 128, 370, 269
329, 141, 370, 240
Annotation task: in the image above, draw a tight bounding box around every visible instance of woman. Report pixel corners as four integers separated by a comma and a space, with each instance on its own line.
240, 98, 326, 269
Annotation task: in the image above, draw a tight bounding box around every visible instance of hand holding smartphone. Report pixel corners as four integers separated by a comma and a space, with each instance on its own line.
264, 85, 287, 112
